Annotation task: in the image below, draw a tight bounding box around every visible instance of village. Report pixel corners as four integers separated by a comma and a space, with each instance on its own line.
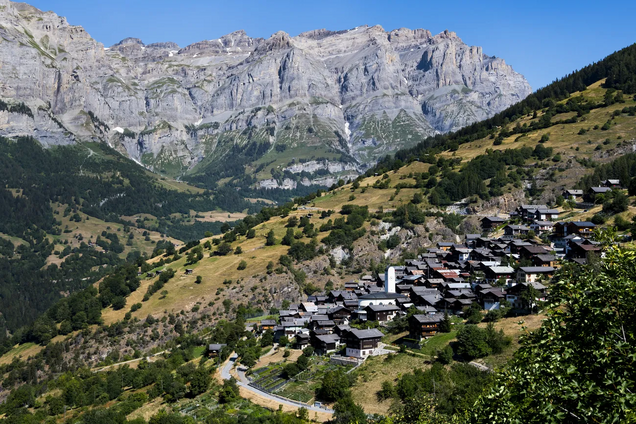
209, 183, 616, 409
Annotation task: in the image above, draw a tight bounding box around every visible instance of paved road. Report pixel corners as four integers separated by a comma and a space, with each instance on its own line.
221, 354, 334, 415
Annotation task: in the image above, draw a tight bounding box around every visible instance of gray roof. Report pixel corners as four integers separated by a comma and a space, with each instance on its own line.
411, 314, 443, 324
519, 267, 555, 273
208, 343, 227, 351
358, 292, 408, 300
348, 328, 384, 339
365, 304, 400, 312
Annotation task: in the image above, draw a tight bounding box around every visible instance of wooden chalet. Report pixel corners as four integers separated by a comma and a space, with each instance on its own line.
408, 314, 443, 340
343, 329, 384, 358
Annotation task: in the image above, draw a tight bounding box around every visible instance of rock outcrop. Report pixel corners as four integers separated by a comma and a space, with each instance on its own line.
0, 1, 532, 185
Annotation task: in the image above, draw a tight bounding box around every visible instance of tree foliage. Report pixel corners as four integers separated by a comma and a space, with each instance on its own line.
472, 238, 636, 423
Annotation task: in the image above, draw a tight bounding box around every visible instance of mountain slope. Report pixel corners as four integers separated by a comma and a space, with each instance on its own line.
0, 0, 531, 192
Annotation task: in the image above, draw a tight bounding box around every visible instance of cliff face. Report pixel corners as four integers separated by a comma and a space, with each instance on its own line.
0, 1, 531, 186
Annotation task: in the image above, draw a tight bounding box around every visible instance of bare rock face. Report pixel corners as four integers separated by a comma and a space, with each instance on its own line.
0, 2, 532, 185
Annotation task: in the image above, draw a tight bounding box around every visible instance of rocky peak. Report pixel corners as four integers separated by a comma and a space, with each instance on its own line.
387, 28, 432, 49
146, 41, 180, 50
112, 37, 144, 47
253, 31, 292, 54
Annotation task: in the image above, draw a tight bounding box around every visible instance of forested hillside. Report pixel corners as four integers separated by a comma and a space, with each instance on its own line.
0, 137, 265, 336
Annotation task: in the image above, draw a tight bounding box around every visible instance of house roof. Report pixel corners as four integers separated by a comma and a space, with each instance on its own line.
347, 328, 384, 340
569, 221, 596, 228
519, 267, 555, 273
261, 319, 277, 326
488, 266, 515, 274
208, 343, 227, 351
535, 254, 556, 262
358, 292, 407, 300
482, 216, 506, 222
411, 314, 443, 324
365, 304, 400, 312
590, 187, 612, 193
532, 221, 554, 226
314, 334, 340, 344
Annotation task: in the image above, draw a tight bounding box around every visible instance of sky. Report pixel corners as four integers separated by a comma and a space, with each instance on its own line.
27, 0, 636, 90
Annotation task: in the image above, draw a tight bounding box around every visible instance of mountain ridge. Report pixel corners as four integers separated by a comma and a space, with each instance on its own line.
0, 0, 531, 191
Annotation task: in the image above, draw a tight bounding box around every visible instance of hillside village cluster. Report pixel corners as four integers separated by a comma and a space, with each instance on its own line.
211, 188, 610, 363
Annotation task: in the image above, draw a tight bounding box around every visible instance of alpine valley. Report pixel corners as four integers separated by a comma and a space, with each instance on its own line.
2, 1, 636, 424
0, 0, 530, 191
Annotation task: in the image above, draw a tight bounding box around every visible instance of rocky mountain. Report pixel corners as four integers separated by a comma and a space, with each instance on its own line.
0, 0, 531, 189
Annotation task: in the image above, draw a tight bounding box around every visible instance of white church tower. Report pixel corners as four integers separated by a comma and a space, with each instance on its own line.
385, 266, 396, 294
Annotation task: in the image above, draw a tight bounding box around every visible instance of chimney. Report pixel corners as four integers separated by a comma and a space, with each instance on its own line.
385, 266, 396, 294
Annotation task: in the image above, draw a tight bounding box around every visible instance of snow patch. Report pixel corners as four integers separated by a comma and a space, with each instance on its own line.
344, 122, 351, 140
193, 54, 198, 58
169, 50, 178, 57
195, 119, 202, 126
113, 127, 124, 134
104, 47, 110, 51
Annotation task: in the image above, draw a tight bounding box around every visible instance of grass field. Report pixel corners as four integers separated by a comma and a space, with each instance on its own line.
350, 353, 429, 415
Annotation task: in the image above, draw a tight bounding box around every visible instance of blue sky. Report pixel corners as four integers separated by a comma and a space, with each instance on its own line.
28, 0, 636, 90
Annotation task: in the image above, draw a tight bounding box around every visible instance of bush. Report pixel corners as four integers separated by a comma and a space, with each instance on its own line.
237, 260, 247, 270
437, 345, 454, 364
456, 325, 491, 360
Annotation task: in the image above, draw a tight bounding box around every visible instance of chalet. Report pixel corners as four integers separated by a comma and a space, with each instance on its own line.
207, 343, 227, 357
530, 220, 554, 235
484, 266, 515, 285
437, 242, 453, 251
327, 306, 351, 323
334, 324, 351, 336
533, 209, 560, 221
479, 288, 506, 310
295, 333, 311, 349
568, 239, 602, 259
300, 302, 318, 313
553, 221, 596, 238
409, 314, 444, 340
312, 320, 336, 332
532, 254, 558, 267
415, 305, 438, 315
424, 278, 445, 289
146, 272, 155, 278
184, 269, 193, 275
450, 245, 472, 262
481, 216, 506, 231
602, 179, 621, 188
343, 328, 384, 358
260, 319, 277, 331
563, 189, 583, 200
519, 245, 550, 260
401, 274, 424, 285
517, 267, 555, 284
509, 240, 532, 254
504, 225, 530, 238
516, 205, 548, 220
396, 284, 414, 295
365, 304, 400, 322
435, 269, 461, 282
465, 234, 481, 248
506, 282, 547, 309
311, 334, 340, 355
588, 186, 612, 200
344, 282, 359, 291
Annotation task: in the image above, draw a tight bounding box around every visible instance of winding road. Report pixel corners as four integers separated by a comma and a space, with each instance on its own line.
220, 353, 334, 416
